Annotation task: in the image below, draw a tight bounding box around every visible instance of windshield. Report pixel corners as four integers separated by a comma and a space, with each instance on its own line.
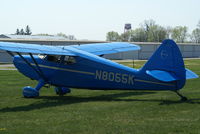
38, 54, 47, 59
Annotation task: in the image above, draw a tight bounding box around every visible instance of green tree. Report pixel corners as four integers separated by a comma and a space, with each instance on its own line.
147, 25, 167, 42
15, 29, 20, 35
141, 19, 155, 42
165, 26, 172, 39
57, 32, 68, 38
191, 28, 200, 43
171, 26, 188, 43
190, 21, 200, 43
120, 31, 132, 42
157, 26, 168, 42
25, 25, 32, 35
20, 29, 25, 35
197, 20, 200, 29
129, 28, 146, 42
141, 19, 167, 42
106, 31, 120, 41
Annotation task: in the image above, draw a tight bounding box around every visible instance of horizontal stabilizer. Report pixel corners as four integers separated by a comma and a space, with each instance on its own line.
146, 69, 199, 82
186, 68, 199, 79
146, 70, 179, 82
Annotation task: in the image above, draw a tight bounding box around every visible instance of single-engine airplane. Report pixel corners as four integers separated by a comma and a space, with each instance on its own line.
0, 39, 198, 101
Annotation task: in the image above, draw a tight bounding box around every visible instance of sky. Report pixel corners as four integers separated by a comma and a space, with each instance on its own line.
0, 0, 200, 40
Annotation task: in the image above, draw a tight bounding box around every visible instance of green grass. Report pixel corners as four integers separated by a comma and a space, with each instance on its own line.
0, 59, 200, 134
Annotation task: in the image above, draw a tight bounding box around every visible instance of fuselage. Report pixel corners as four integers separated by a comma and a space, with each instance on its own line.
13, 52, 177, 91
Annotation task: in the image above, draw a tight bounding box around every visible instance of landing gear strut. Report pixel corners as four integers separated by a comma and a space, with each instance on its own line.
174, 90, 188, 101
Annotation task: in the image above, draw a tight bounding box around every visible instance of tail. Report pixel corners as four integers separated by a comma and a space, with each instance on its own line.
140, 39, 198, 90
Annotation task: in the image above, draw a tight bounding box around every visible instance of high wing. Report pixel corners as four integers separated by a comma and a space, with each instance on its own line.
64, 42, 140, 55
0, 42, 75, 56
0, 42, 140, 56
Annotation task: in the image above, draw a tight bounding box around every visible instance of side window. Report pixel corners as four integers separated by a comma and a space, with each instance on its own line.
64, 56, 76, 64
44, 55, 76, 64
46, 55, 62, 63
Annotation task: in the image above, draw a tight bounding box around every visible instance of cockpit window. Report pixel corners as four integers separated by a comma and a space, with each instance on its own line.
46, 55, 61, 62
43, 55, 76, 64
64, 56, 76, 64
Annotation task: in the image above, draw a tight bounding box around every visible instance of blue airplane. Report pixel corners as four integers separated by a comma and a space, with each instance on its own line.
0, 39, 198, 101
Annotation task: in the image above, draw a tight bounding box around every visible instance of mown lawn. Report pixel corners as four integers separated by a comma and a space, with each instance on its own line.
0, 59, 200, 134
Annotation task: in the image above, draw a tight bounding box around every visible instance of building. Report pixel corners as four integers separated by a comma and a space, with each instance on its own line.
0, 38, 199, 63
0, 34, 67, 40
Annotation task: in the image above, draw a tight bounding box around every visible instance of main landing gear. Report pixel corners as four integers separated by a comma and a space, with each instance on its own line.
174, 90, 188, 101
55, 87, 71, 96
13, 52, 71, 98
23, 79, 45, 98
23, 79, 71, 98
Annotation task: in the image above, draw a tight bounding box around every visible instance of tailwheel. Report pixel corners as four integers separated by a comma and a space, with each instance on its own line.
55, 87, 71, 96
174, 90, 188, 101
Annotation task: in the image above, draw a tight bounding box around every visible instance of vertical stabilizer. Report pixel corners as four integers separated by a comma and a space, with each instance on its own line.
141, 39, 186, 89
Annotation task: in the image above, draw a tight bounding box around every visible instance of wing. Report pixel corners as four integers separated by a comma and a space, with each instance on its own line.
0, 42, 140, 56
0, 42, 75, 56
65, 42, 140, 55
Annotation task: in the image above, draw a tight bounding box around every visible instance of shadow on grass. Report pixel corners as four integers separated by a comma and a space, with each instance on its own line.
160, 98, 200, 105
1, 91, 200, 112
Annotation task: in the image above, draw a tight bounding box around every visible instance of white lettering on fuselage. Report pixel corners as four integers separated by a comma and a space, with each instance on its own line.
95, 70, 134, 85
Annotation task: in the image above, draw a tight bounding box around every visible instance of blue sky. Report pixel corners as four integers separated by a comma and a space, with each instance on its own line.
1, 0, 200, 40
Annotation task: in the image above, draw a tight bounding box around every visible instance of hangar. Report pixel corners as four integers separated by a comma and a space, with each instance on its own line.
0, 34, 67, 40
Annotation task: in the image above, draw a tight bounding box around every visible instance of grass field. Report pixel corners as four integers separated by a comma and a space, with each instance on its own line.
0, 59, 200, 134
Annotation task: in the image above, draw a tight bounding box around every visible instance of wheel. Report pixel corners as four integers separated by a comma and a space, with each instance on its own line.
181, 96, 188, 101
23, 86, 39, 98
55, 87, 71, 96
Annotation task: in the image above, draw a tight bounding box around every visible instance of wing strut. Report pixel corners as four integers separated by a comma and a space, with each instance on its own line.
29, 53, 46, 81
7, 51, 14, 57
16, 52, 46, 80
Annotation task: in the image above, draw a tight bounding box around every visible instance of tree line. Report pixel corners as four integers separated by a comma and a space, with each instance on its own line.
106, 19, 200, 43
14, 26, 76, 40
15, 25, 32, 35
